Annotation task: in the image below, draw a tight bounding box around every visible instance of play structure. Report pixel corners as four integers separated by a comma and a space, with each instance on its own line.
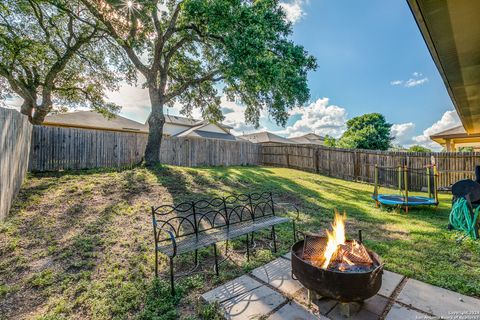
448, 166, 480, 240
372, 165, 439, 212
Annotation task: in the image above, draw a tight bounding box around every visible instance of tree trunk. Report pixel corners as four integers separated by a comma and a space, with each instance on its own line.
145, 88, 165, 166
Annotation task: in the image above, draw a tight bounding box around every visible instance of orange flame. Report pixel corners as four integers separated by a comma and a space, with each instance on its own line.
321, 210, 346, 269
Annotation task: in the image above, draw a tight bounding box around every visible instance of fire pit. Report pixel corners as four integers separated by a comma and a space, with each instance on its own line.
291, 211, 383, 302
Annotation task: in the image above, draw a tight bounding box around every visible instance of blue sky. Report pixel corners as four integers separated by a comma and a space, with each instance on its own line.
4, 0, 462, 149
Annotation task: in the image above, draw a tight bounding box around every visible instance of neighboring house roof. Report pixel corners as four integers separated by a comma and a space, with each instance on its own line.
238, 131, 294, 144
44, 111, 148, 133
44, 111, 236, 140
407, 0, 480, 134
174, 123, 237, 141
288, 133, 325, 145
146, 114, 233, 129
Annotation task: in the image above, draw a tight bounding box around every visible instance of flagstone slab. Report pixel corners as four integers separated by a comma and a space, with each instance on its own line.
385, 303, 430, 320
220, 285, 287, 320
326, 303, 378, 320
282, 252, 292, 260
294, 288, 338, 315
202, 275, 263, 303
396, 278, 480, 317
251, 257, 304, 296
362, 294, 389, 316
378, 270, 404, 298
268, 301, 329, 320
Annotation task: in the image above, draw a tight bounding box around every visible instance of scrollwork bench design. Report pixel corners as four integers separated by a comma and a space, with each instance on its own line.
151, 191, 299, 295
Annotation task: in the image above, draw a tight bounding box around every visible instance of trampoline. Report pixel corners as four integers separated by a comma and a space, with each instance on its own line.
374, 194, 438, 206
372, 165, 439, 212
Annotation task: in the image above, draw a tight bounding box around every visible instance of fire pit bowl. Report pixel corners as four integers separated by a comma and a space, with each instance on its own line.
291, 238, 383, 302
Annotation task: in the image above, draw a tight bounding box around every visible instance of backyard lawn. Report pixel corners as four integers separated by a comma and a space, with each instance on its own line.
0, 166, 479, 319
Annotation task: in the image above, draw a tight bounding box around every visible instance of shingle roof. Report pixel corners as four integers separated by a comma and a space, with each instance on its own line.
44, 111, 148, 133
288, 133, 325, 145
238, 131, 294, 144
174, 123, 237, 141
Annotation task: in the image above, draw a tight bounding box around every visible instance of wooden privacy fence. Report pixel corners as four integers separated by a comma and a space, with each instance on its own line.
261, 143, 480, 190
29, 125, 261, 171
0, 108, 32, 221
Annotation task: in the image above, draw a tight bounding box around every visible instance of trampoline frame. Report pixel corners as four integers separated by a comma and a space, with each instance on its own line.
372, 165, 439, 213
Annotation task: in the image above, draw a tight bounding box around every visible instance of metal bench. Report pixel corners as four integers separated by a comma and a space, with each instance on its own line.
151, 191, 299, 295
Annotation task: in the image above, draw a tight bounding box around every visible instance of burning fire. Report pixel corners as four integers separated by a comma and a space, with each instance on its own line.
321, 210, 346, 268
310, 210, 374, 271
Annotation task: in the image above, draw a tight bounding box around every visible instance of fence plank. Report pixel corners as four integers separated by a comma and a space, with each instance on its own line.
0, 108, 32, 221
29, 126, 261, 171
260, 143, 480, 190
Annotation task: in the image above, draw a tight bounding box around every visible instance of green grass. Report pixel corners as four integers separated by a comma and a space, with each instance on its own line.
0, 165, 479, 319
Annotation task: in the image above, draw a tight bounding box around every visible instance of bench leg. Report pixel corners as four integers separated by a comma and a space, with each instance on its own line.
169, 256, 175, 296
292, 220, 297, 242
246, 233, 250, 262
155, 249, 158, 278
194, 249, 198, 266
225, 240, 229, 255
213, 244, 219, 276
272, 226, 277, 253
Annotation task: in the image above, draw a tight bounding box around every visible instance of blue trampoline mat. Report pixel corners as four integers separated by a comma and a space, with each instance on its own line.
373, 194, 437, 206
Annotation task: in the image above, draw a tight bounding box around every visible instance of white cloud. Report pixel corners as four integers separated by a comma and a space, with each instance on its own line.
275, 98, 348, 138
217, 97, 268, 135
404, 77, 428, 87
390, 72, 428, 88
412, 110, 460, 150
390, 80, 403, 86
391, 122, 415, 145
279, 0, 307, 24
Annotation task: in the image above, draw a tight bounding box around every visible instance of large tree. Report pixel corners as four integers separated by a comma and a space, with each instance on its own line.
80, 0, 317, 165
0, 0, 128, 123
336, 113, 392, 150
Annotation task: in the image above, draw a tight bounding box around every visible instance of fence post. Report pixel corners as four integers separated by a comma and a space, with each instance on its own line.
285, 146, 290, 167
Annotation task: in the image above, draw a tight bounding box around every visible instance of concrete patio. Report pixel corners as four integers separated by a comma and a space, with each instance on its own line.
202, 252, 480, 320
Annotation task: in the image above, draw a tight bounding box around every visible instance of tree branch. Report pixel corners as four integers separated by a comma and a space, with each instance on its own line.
80, 0, 150, 77
165, 69, 223, 102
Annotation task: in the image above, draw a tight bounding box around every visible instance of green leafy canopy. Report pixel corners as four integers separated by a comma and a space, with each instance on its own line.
336, 113, 393, 151
0, 0, 132, 123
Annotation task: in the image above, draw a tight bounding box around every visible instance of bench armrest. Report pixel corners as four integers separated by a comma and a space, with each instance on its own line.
276, 202, 300, 220
155, 227, 177, 257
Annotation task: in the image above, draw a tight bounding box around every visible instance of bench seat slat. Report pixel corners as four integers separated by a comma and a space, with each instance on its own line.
157, 215, 289, 256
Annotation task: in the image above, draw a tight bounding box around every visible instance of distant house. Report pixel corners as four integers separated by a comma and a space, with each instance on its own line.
288, 133, 325, 145
430, 125, 480, 151
238, 131, 294, 144
43, 111, 237, 140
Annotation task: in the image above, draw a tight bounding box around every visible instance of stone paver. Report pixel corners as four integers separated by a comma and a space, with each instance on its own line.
396, 278, 480, 318
251, 256, 304, 296
326, 303, 378, 320
268, 301, 328, 320
221, 285, 286, 320
294, 288, 338, 315
385, 303, 429, 320
282, 252, 292, 260
362, 294, 389, 316
202, 275, 263, 303
203, 257, 480, 320
378, 270, 404, 298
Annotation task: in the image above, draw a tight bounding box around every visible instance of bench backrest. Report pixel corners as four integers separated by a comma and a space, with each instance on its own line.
152, 192, 275, 243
